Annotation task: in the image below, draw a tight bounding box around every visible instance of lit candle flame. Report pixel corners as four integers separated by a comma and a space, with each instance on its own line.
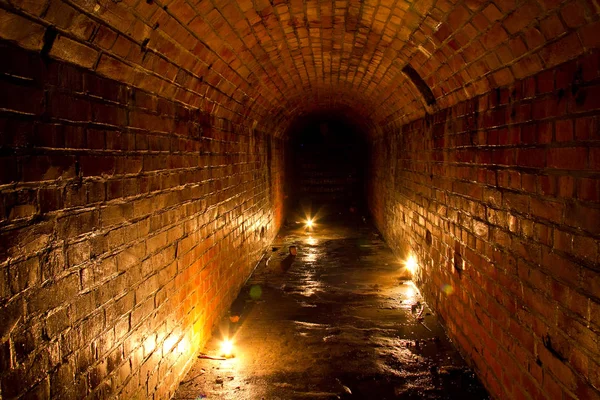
405, 255, 418, 274
220, 339, 234, 357
305, 218, 314, 228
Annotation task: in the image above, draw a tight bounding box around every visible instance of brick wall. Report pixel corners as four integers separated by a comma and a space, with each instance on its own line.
0, 41, 284, 399
370, 50, 600, 399
1, 0, 599, 398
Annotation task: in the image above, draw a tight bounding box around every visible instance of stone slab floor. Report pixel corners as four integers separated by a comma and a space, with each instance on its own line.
173, 212, 489, 399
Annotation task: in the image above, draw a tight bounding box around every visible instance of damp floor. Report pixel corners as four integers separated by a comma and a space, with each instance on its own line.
173, 213, 489, 400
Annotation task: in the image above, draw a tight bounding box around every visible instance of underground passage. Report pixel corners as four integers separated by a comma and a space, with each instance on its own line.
0, 0, 599, 399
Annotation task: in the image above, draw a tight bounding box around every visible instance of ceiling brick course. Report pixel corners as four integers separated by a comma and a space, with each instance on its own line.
0, 0, 598, 136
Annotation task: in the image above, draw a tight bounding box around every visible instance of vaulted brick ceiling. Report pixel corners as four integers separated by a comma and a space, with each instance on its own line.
5, 0, 598, 136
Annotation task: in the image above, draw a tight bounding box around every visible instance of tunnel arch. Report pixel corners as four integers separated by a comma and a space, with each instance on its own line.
3, 0, 594, 135
0, 0, 599, 399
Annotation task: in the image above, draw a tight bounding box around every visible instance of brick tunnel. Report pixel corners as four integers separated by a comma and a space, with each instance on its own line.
0, 0, 599, 398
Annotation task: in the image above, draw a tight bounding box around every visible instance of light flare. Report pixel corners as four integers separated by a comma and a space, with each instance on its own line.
403, 281, 419, 302
220, 339, 234, 357
404, 254, 418, 274
164, 334, 178, 354
305, 236, 317, 245
441, 283, 454, 295
305, 218, 314, 228
176, 337, 189, 354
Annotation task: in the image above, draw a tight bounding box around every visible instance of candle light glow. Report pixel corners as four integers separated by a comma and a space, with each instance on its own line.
405, 254, 418, 274
220, 339, 234, 357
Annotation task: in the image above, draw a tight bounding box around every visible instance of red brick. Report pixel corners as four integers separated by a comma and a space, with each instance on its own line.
522, 27, 545, 50
532, 96, 560, 119
539, 14, 566, 40
547, 147, 587, 170
537, 122, 553, 143
555, 61, 578, 90
21, 155, 77, 182
517, 148, 546, 168
592, 148, 600, 169
170, 0, 197, 24
530, 197, 563, 223
80, 155, 115, 177
38, 187, 64, 213
0, 9, 45, 50
555, 119, 574, 142
481, 23, 509, 50
92, 25, 118, 50
560, 1, 588, 28
511, 54, 544, 79
482, 4, 503, 21
96, 55, 136, 84
540, 33, 583, 68
52, 63, 84, 92
579, 20, 600, 49
521, 174, 537, 192
575, 116, 599, 140
536, 70, 555, 94
0, 80, 44, 115
508, 37, 528, 58
572, 84, 600, 113
494, 0, 516, 12
572, 235, 598, 263
92, 102, 127, 126
565, 202, 600, 234
446, 5, 471, 30
49, 92, 92, 122
558, 175, 575, 197
503, 192, 530, 213
578, 178, 600, 202
49, 36, 98, 69
503, 2, 542, 34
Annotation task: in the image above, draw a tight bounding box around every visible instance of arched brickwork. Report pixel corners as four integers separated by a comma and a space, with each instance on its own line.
3, 0, 598, 134
0, 0, 599, 399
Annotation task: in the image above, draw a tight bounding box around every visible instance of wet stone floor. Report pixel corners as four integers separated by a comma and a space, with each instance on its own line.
173, 214, 490, 400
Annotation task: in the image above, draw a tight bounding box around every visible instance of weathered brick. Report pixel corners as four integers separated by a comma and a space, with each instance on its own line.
92, 102, 127, 126
49, 36, 98, 69
564, 202, 600, 234
0, 2, 598, 399
547, 147, 588, 170
27, 273, 80, 316
22, 155, 76, 182
80, 155, 115, 177
370, 50, 600, 400
96, 55, 136, 84
49, 92, 92, 122
0, 10, 45, 50
0, 80, 44, 115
